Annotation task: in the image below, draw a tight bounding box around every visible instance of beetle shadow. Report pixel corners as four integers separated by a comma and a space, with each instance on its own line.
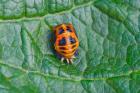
47, 30, 64, 60
47, 30, 55, 54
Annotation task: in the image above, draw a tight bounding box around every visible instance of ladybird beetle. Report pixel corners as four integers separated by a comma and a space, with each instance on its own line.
53, 23, 79, 64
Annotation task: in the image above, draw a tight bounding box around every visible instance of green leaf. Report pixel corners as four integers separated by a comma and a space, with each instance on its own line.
0, 0, 140, 93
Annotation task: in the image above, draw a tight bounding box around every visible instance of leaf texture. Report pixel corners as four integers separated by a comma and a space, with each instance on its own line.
0, 0, 140, 93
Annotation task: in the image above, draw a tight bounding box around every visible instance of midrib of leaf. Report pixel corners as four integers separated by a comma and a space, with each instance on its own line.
0, 60, 137, 82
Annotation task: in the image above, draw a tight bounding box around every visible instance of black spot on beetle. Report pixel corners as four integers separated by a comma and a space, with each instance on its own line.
72, 45, 76, 48
72, 49, 76, 53
66, 26, 72, 32
69, 36, 76, 44
59, 28, 64, 34
61, 51, 66, 54
59, 37, 66, 46
59, 47, 66, 50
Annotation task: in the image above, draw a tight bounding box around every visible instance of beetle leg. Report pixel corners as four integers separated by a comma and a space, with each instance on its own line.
66, 59, 70, 64
61, 57, 64, 62
69, 59, 73, 64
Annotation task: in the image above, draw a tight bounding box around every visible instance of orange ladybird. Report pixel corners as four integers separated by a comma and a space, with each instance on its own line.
53, 23, 79, 64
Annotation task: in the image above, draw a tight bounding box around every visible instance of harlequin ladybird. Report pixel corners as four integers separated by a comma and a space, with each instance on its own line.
53, 23, 79, 64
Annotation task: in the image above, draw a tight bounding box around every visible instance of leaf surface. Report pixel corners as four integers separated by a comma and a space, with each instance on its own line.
0, 0, 140, 93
